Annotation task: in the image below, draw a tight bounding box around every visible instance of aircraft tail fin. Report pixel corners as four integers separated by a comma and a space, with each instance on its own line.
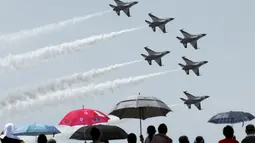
179, 64, 189, 75
145, 20, 152, 25
180, 98, 186, 102
178, 63, 185, 67
176, 36, 183, 41
141, 54, 148, 59
109, 4, 116, 9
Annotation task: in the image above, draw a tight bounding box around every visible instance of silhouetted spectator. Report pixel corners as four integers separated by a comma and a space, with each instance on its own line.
90, 127, 104, 143
47, 138, 56, 143
144, 125, 156, 143
151, 123, 172, 143
127, 133, 137, 143
219, 125, 239, 143
241, 124, 255, 143
38, 134, 47, 143
194, 136, 204, 143
0, 123, 24, 143
179, 135, 189, 143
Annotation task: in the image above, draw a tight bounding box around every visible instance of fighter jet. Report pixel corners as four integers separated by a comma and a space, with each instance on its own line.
109, 0, 138, 17
141, 46, 170, 66
180, 91, 209, 110
176, 29, 206, 49
178, 56, 208, 76
145, 13, 174, 33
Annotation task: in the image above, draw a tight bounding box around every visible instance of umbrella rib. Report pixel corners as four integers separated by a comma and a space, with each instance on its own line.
115, 98, 165, 106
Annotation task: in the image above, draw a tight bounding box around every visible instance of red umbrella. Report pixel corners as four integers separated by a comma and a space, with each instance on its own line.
59, 107, 110, 126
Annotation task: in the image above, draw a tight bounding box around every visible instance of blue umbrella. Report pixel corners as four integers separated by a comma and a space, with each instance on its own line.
12, 123, 61, 136
208, 111, 255, 127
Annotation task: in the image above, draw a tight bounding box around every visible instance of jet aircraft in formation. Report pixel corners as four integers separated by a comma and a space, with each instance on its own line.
145, 13, 174, 33
180, 91, 209, 110
141, 47, 170, 66
109, 0, 210, 109
178, 56, 208, 76
109, 0, 138, 17
176, 29, 206, 50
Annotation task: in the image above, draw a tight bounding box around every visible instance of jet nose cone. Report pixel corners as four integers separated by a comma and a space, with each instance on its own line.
205, 96, 210, 98
170, 18, 175, 20
202, 34, 206, 36
134, 1, 138, 4
204, 61, 208, 64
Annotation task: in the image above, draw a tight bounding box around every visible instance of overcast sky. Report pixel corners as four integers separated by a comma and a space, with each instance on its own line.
0, 0, 254, 143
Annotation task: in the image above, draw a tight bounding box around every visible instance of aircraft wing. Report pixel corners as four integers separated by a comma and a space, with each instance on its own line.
184, 91, 196, 99
194, 102, 202, 110
159, 24, 166, 33
192, 67, 200, 76
155, 58, 162, 66
182, 57, 194, 64
180, 29, 192, 38
190, 40, 198, 49
148, 13, 160, 21
114, 0, 125, 5
123, 8, 130, 17
144, 47, 156, 55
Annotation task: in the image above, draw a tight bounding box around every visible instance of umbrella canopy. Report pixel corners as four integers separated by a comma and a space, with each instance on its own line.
108, 94, 172, 120
69, 124, 128, 141
59, 107, 110, 126
108, 94, 172, 134
208, 111, 255, 126
12, 123, 61, 136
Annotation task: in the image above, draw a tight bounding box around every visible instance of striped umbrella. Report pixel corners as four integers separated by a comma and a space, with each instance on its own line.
208, 111, 255, 127
108, 93, 172, 135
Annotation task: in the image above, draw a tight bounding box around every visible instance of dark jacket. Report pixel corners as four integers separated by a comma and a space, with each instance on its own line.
241, 135, 255, 143
1, 136, 23, 143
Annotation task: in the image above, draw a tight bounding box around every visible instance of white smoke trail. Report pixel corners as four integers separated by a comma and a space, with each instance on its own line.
0, 68, 180, 117
0, 10, 111, 42
0, 60, 142, 107
0, 26, 145, 74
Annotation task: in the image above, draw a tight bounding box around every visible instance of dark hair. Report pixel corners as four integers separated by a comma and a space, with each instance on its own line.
158, 123, 167, 134
127, 133, 137, 143
147, 125, 156, 141
38, 134, 47, 143
90, 127, 100, 141
223, 125, 234, 138
47, 138, 56, 143
246, 124, 255, 134
179, 135, 189, 143
194, 136, 204, 143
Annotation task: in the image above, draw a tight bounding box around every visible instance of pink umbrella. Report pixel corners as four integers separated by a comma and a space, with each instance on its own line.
59, 107, 110, 126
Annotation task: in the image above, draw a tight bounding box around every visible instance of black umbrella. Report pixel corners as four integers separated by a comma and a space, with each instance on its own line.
208, 111, 255, 127
108, 93, 172, 135
69, 124, 128, 141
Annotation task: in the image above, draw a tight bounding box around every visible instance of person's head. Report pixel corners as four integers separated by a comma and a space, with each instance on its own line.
127, 133, 137, 143
223, 125, 234, 138
90, 127, 101, 141
147, 125, 156, 135
37, 134, 47, 143
47, 138, 56, 143
158, 123, 167, 134
194, 136, 204, 143
179, 135, 189, 143
245, 124, 255, 135
3, 123, 20, 140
